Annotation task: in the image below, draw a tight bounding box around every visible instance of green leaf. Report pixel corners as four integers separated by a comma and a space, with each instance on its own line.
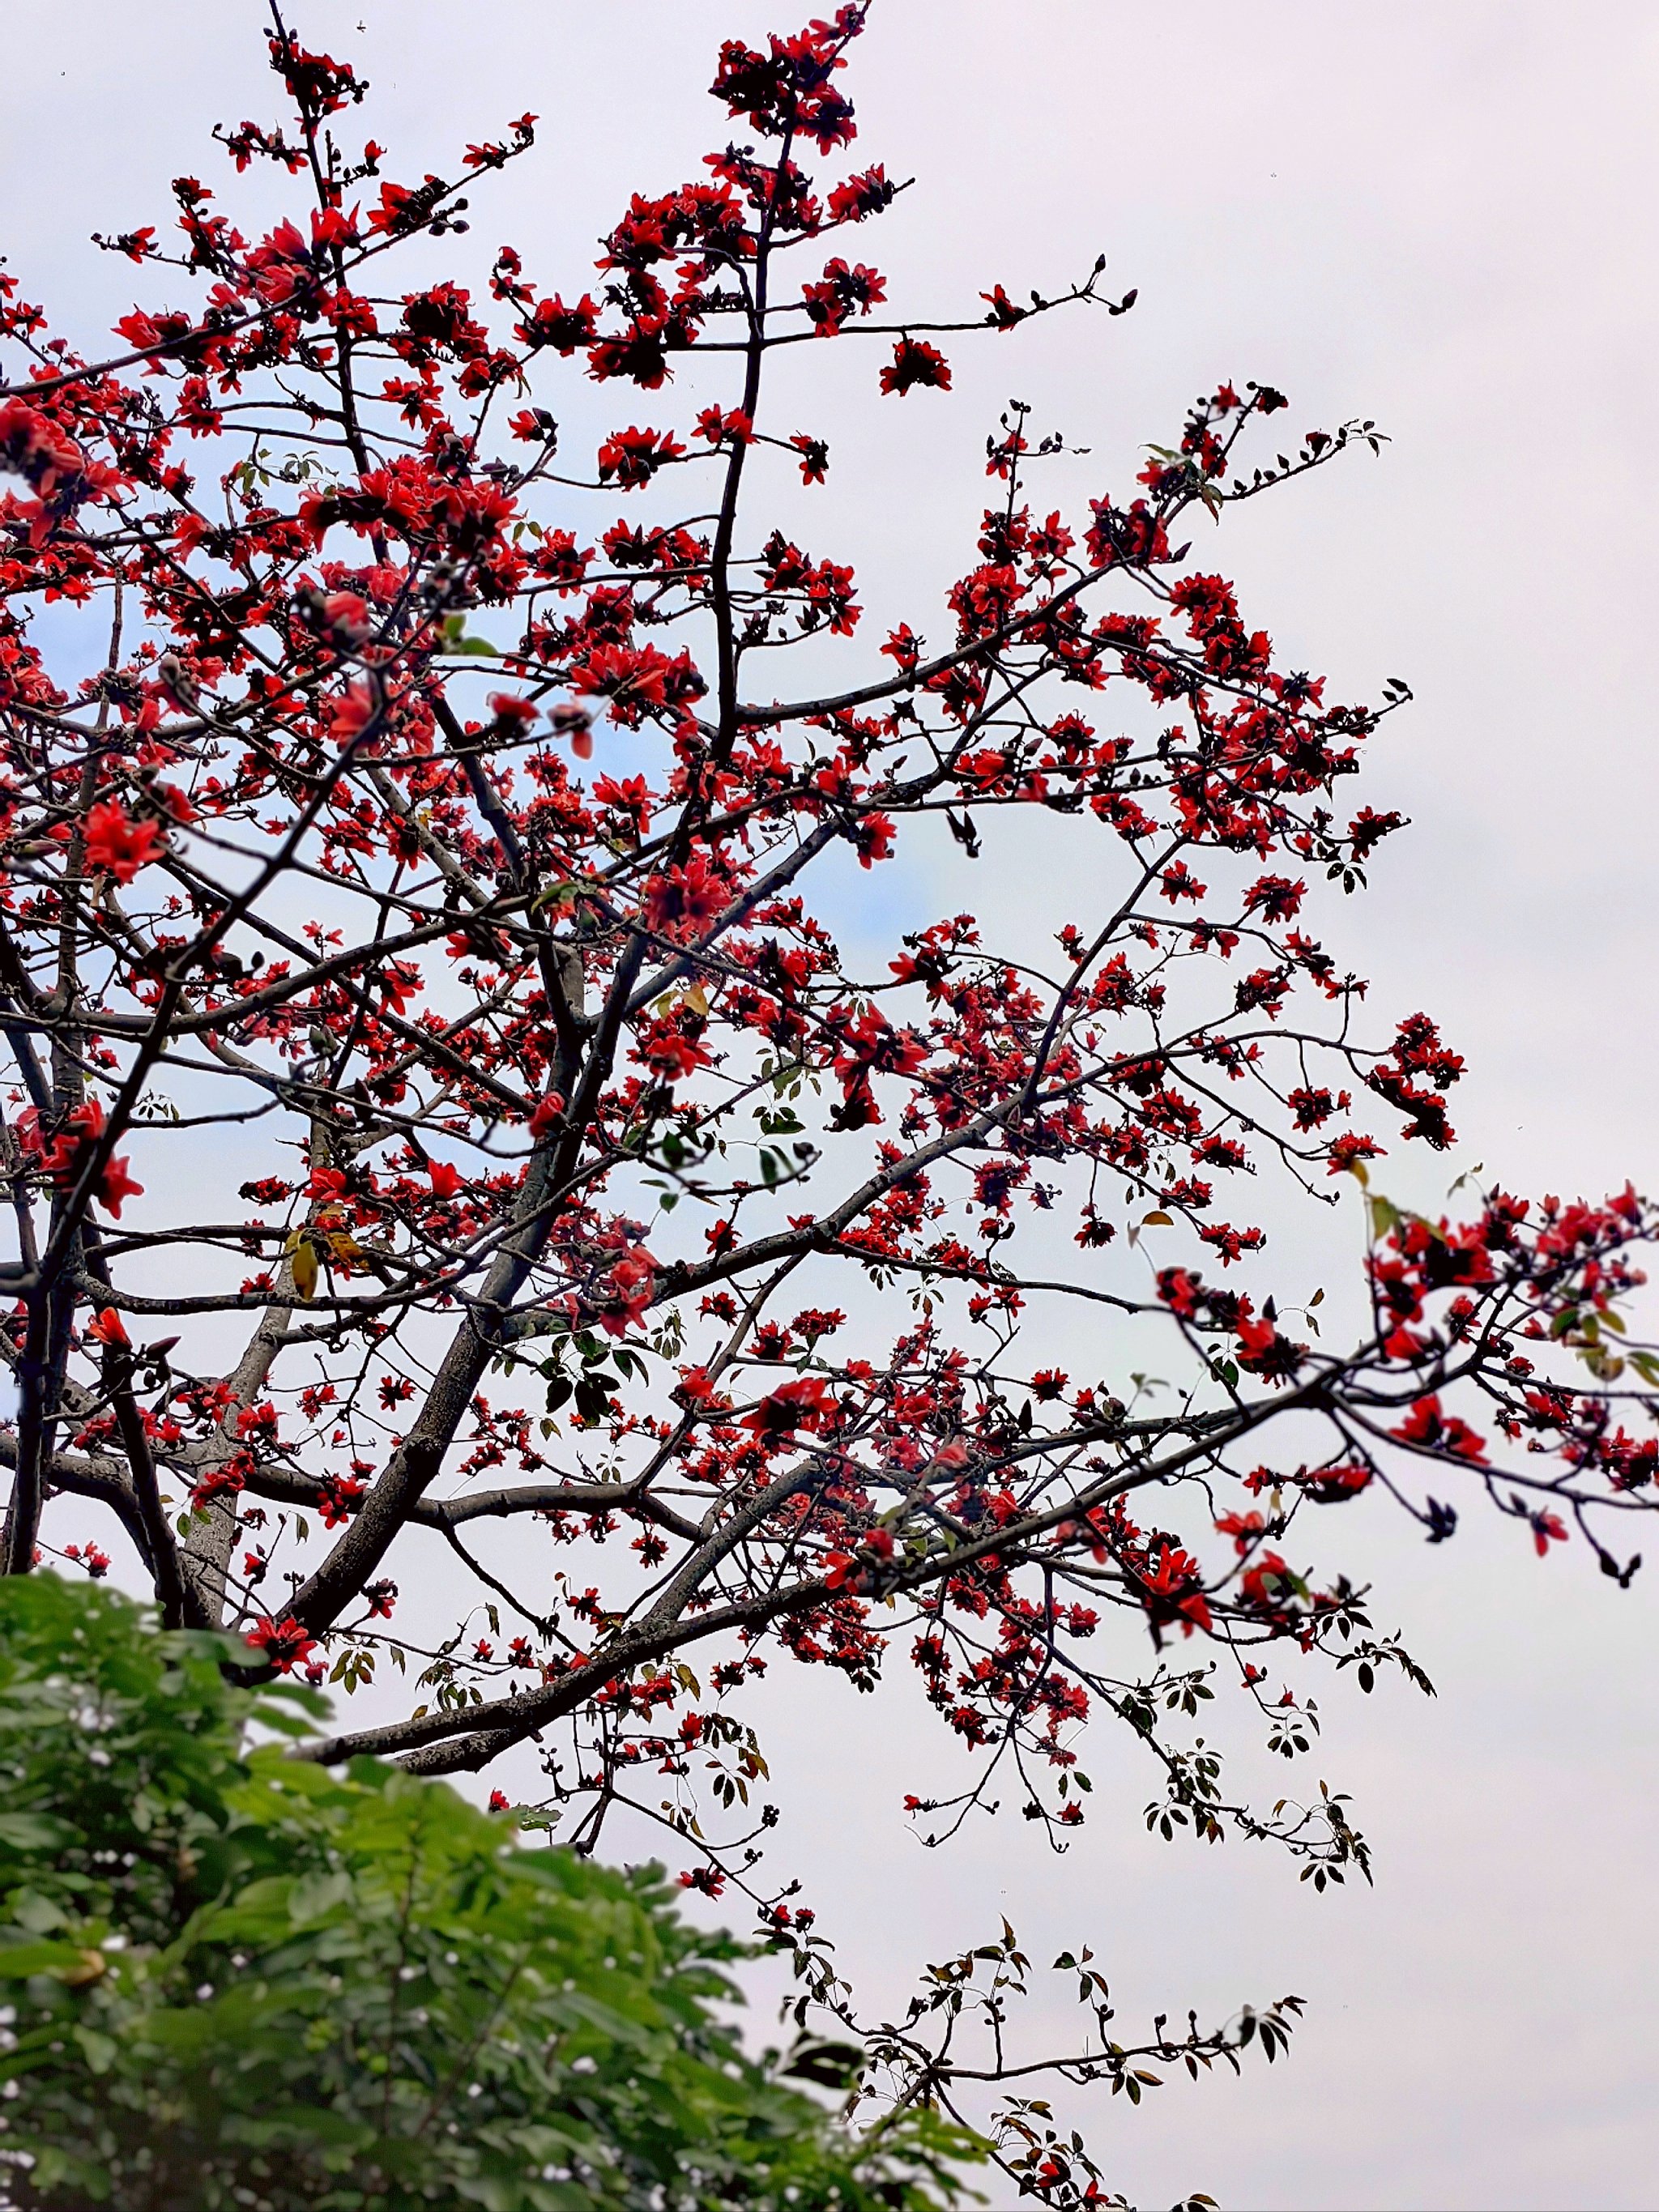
0, 1940, 86, 1978
287, 1869, 352, 1925
73, 2025, 120, 2075
0, 1811, 75, 1851
440, 612, 501, 656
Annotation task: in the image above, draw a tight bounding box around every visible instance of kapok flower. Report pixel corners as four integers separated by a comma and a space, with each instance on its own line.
245, 1615, 318, 1673
83, 801, 166, 885
741, 1374, 835, 1442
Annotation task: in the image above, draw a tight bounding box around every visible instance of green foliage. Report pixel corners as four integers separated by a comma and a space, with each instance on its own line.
0, 1577, 979, 2210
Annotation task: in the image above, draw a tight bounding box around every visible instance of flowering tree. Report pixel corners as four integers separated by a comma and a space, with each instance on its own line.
2, 8, 1657, 2199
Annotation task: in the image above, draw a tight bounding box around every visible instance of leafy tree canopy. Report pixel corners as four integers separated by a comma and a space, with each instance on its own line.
0, 1575, 976, 2211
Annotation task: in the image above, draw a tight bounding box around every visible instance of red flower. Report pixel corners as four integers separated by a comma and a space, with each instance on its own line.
642, 1027, 707, 1082
549, 701, 595, 760
86, 1307, 130, 1349
97, 1157, 144, 1219
83, 801, 166, 885
1137, 1542, 1213, 1639
1238, 1550, 1294, 1609
598, 1247, 658, 1336
518, 292, 599, 355
486, 692, 539, 733
643, 854, 726, 938
880, 338, 952, 396
1215, 1510, 1267, 1555
427, 1159, 463, 1198
329, 680, 382, 745
317, 1475, 365, 1528
1235, 1311, 1307, 1384
741, 1374, 834, 1441
981, 283, 1026, 331
1302, 1464, 1373, 1503
1532, 1509, 1568, 1557
790, 433, 830, 484
827, 164, 895, 223
851, 812, 894, 867
245, 1615, 318, 1673
1392, 1395, 1487, 1463
569, 641, 676, 724
529, 1090, 565, 1140
595, 425, 685, 489
693, 405, 753, 445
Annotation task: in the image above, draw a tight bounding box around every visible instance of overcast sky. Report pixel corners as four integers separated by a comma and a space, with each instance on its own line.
7, 6, 1659, 2207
